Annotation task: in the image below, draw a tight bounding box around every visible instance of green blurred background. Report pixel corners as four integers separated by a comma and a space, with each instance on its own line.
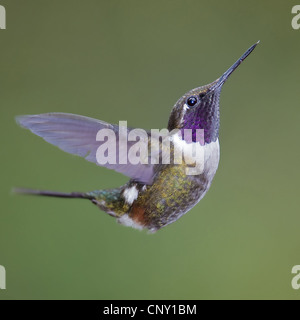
0, 0, 299, 300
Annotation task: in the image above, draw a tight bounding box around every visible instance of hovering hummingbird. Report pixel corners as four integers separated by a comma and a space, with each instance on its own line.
15, 42, 258, 233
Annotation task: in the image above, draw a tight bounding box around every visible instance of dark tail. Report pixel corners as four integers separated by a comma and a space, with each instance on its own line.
13, 188, 94, 200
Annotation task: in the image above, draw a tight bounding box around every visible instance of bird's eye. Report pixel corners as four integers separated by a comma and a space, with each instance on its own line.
187, 96, 197, 107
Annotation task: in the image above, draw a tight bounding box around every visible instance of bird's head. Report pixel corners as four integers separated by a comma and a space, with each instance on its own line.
168, 42, 259, 144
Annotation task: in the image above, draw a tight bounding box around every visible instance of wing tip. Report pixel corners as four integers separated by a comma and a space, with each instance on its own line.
15, 115, 30, 128
15, 114, 48, 129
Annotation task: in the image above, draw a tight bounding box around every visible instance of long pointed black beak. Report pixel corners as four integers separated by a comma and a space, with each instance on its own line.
211, 41, 259, 90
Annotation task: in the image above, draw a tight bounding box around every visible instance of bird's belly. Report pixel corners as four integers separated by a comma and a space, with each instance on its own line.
126, 139, 220, 232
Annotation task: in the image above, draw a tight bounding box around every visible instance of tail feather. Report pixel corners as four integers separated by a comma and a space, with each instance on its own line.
13, 188, 94, 200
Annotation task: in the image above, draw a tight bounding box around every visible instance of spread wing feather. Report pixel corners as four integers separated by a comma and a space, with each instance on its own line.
16, 113, 156, 184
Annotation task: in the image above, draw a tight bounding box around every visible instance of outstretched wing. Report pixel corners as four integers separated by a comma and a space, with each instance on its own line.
16, 113, 155, 184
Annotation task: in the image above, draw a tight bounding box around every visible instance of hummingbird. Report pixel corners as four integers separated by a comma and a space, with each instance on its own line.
15, 42, 258, 233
